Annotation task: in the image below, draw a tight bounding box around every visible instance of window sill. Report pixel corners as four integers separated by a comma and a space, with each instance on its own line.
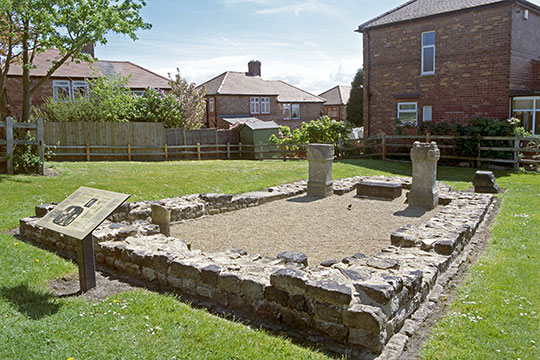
420, 72, 436, 77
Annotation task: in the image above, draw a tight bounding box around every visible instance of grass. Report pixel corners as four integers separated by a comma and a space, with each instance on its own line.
0, 159, 537, 359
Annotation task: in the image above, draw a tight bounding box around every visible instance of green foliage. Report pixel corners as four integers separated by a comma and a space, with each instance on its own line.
419, 117, 518, 158
168, 69, 206, 129
346, 68, 363, 126
35, 75, 199, 128
1, 0, 150, 121
270, 116, 350, 149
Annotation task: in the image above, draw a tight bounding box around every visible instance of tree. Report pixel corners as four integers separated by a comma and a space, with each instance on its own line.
0, 0, 150, 122
168, 69, 206, 129
346, 68, 363, 126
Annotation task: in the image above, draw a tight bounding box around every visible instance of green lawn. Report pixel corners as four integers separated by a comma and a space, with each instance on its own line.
0, 160, 537, 359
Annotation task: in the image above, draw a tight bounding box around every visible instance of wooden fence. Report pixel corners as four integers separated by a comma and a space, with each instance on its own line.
0, 117, 44, 174
344, 132, 540, 169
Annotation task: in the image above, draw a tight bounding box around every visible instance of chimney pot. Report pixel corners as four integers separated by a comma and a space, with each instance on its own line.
248, 60, 261, 77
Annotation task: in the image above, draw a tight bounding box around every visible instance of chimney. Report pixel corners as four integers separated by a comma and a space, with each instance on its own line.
81, 43, 94, 58
247, 60, 261, 77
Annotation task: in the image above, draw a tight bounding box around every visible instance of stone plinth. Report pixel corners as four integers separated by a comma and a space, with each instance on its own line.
473, 171, 500, 193
307, 144, 334, 198
409, 142, 440, 209
356, 181, 402, 199
151, 204, 171, 236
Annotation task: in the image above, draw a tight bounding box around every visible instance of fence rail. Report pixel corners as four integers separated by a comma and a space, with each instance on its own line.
346, 132, 540, 169
0, 117, 44, 174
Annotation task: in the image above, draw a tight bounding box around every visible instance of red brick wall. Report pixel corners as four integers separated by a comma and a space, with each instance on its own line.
5, 76, 55, 119
363, 3, 513, 137
510, 4, 540, 91
533, 61, 540, 89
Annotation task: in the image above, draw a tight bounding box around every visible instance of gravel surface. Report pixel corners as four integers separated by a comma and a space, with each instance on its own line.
171, 192, 439, 266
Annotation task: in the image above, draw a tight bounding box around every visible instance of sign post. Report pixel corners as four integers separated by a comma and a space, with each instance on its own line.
37, 187, 130, 293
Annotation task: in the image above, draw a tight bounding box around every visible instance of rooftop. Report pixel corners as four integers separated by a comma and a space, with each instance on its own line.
319, 85, 353, 106
357, 0, 539, 31
7, 49, 171, 89
200, 71, 324, 103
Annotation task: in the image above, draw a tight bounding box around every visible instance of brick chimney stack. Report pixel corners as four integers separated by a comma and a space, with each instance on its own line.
247, 60, 261, 77
81, 43, 95, 58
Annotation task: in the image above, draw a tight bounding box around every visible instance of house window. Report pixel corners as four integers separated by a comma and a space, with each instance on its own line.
423, 106, 433, 122
512, 97, 540, 135
283, 103, 300, 120
421, 31, 435, 75
131, 90, 145, 97
250, 97, 261, 114
397, 102, 418, 126
327, 107, 339, 119
53, 80, 71, 102
72, 81, 89, 101
209, 98, 215, 113
261, 97, 270, 114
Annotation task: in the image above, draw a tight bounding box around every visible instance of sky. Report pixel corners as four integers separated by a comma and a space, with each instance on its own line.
95, 0, 540, 96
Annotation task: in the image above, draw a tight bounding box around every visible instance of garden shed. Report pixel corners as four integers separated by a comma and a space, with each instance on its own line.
221, 116, 280, 159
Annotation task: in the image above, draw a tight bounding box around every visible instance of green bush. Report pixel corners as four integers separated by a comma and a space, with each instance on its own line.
419, 117, 517, 159
269, 116, 350, 152
35, 75, 197, 129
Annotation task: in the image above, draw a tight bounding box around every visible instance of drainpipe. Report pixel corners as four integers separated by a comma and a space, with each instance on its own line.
365, 30, 371, 138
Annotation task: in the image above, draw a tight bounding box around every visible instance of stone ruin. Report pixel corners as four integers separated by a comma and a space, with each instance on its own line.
19, 175, 497, 359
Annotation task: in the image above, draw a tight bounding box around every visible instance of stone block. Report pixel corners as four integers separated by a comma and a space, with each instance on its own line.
277, 251, 308, 267
356, 181, 402, 199
343, 304, 385, 333
314, 302, 342, 323
200, 265, 221, 286
473, 171, 499, 194
241, 278, 265, 300
348, 328, 384, 354
366, 257, 399, 270
264, 286, 289, 307
355, 281, 395, 305
218, 272, 242, 294
281, 308, 311, 329
409, 142, 440, 209
270, 268, 308, 294
168, 260, 201, 281
306, 279, 353, 306
313, 319, 348, 342
35, 204, 54, 217
151, 204, 171, 236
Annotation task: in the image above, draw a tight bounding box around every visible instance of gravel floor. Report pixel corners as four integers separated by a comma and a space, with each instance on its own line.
171, 192, 439, 266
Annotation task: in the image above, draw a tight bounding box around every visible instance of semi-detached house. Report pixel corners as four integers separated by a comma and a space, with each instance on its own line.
199, 61, 325, 129
357, 0, 540, 137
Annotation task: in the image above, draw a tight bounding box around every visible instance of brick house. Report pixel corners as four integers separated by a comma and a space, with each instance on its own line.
357, 0, 540, 137
319, 85, 352, 121
5, 46, 171, 119
199, 61, 325, 129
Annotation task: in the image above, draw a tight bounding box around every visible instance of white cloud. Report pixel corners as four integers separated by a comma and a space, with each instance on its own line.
221, 0, 334, 16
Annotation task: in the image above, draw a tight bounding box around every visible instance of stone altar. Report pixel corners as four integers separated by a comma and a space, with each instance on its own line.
307, 144, 334, 198
409, 142, 440, 209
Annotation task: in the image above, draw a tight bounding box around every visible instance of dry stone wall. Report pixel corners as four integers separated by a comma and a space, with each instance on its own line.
19, 177, 495, 359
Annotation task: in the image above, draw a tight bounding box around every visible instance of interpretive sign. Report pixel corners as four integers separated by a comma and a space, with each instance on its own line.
38, 187, 130, 240
37, 187, 130, 292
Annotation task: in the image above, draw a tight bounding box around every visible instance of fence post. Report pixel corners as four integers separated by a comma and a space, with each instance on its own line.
381, 132, 386, 161
127, 144, 132, 161
477, 140, 481, 168
426, 131, 431, 143
6, 117, 13, 174
197, 143, 201, 160
37, 118, 44, 175
281, 144, 286, 161
164, 144, 168, 161
227, 142, 231, 160
514, 135, 520, 171
239, 142, 242, 158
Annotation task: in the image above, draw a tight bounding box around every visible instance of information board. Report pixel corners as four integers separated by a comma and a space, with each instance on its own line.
37, 186, 130, 240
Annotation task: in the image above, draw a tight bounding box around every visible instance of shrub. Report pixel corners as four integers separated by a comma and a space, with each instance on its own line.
270, 116, 350, 150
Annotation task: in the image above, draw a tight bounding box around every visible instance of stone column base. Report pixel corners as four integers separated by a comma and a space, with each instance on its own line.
408, 190, 438, 209
307, 181, 333, 198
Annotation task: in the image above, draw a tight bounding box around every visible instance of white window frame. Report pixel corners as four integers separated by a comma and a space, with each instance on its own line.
53, 80, 71, 102
72, 80, 89, 101
423, 106, 433, 122
397, 102, 418, 126
421, 31, 436, 75
250, 97, 261, 114
512, 96, 539, 135
131, 90, 145, 97
209, 98, 215, 113
291, 104, 300, 120
261, 97, 270, 114
282, 103, 300, 120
